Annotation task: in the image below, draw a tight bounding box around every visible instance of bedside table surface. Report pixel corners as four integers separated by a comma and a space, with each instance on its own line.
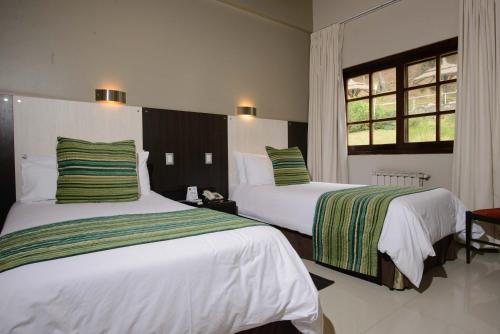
179, 200, 237, 215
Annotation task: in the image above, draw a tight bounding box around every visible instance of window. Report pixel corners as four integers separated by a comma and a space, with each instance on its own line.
344, 38, 457, 154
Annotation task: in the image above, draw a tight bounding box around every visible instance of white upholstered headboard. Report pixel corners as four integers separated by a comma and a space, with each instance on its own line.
227, 115, 288, 194
13, 96, 143, 199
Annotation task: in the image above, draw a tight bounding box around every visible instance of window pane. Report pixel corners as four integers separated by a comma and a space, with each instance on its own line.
406, 116, 436, 142
440, 82, 456, 111
347, 74, 369, 99
347, 99, 369, 122
372, 68, 396, 95
407, 59, 436, 87
406, 87, 436, 115
373, 121, 396, 144
440, 53, 457, 81
440, 114, 455, 141
348, 123, 369, 146
373, 94, 396, 120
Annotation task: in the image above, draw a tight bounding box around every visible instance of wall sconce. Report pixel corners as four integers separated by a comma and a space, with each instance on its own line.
95, 89, 126, 104
236, 106, 257, 117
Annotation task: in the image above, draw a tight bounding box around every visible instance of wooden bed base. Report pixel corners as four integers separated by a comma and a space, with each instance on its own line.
239, 321, 300, 334
276, 225, 457, 290
240, 315, 334, 334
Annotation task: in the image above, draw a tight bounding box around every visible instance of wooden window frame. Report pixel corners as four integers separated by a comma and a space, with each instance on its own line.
344, 37, 458, 155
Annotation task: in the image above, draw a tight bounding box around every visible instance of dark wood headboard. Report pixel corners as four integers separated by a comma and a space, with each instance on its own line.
142, 107, 228, 200
288, 121, 308, 164
0, 94, 15, 231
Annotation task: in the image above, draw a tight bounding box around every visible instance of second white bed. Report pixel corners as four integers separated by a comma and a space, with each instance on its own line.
231, 182, 482, 287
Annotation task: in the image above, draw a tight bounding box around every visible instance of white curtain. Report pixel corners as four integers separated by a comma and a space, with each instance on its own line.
307, 24, 348, 183
452, 0, 500, 210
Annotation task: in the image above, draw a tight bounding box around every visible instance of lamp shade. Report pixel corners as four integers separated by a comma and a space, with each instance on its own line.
236, 106, 256, 117
95, 89, 126, 104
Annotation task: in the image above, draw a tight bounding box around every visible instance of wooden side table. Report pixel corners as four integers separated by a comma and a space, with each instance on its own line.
466, 208, 500, 263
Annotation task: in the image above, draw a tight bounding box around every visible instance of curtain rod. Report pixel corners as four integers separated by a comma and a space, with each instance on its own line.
317, 0, 402, 31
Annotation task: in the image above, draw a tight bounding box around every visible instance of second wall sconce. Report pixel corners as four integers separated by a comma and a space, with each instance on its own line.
236, 106, 257, 117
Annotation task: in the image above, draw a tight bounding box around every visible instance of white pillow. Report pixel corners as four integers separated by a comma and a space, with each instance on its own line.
20, 152, 152, 202
20, 155, 58, 202
233, 152, 248, 184
243, 153, 275, 186
138, 151, 151, 196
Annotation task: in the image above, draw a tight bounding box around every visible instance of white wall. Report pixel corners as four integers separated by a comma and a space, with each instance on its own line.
313, 0, 459, 189
349, 155, 453, 189
221, 0, 312, 31
313, 0, 459, 67
0, 0, 310, 122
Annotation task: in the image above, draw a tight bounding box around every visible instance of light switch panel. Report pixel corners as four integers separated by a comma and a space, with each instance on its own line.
205, 153, 213, 165
165, 153, 174, 165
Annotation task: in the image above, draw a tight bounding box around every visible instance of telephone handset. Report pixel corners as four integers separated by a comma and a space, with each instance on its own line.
202, 190, 224, 202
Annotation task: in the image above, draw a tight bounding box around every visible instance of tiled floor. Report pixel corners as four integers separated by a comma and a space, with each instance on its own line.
304, 248, 500, 334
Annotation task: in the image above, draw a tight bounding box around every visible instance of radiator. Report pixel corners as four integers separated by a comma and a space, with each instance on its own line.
371, 170, 430, 187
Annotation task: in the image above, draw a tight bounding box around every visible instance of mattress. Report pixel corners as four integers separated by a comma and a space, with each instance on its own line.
231, 182, 483, 287
0, 192, 322, 334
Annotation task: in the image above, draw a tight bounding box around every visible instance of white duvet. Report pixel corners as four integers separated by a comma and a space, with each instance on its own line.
0, 192, 322, 334
231, 182, 484, 287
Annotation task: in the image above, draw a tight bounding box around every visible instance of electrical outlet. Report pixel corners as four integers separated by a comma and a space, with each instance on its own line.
165, 153, 174, 165
205, 153, 213, 165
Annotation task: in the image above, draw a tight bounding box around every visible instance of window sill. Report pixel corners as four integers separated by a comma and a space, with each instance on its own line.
348, 142, 453, 155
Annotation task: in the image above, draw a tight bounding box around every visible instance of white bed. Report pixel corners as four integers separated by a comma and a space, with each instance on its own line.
0, 192, 322, 334
231, 182, 483, 287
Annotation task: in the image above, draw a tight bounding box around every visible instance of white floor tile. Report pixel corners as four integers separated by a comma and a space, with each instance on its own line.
305, 248, 500, 334
363, 308, 474, 334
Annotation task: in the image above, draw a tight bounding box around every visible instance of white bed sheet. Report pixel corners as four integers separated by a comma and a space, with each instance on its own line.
231, 182, 482, 287
0, 192, 322, 334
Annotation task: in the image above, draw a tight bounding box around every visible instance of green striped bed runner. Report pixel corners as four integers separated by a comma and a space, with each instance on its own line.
0, 208, 263, 273
313, 185, 434, 277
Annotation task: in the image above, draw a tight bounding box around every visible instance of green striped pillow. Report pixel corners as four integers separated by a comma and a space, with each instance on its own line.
56, 137, 139, 203
265, 146, 310, 186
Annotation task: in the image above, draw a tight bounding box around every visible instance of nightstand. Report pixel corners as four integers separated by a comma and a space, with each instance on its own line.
179, 200, 238, 215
